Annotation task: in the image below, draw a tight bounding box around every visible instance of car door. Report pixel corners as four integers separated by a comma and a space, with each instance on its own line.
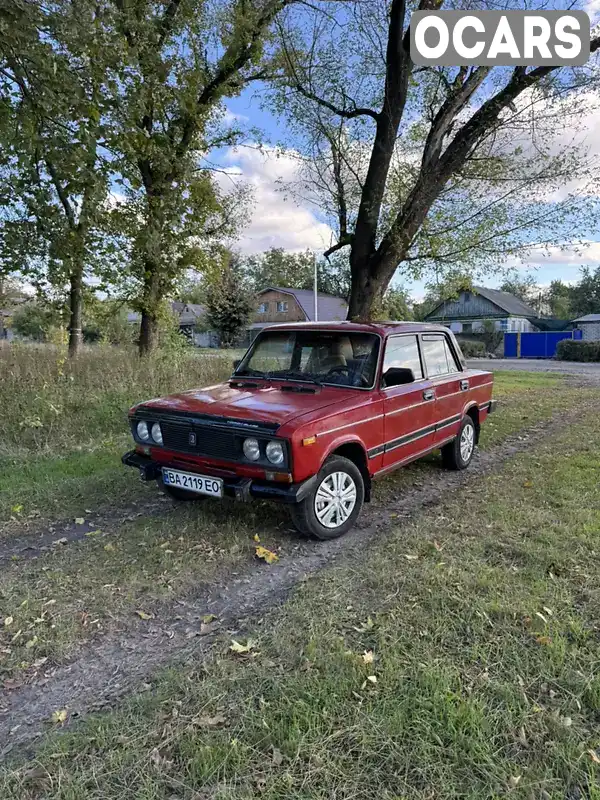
420, 333, 467, 446
381, 334, 437, 470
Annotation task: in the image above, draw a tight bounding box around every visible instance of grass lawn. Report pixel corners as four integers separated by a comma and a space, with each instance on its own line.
1, 386, 599, 798
0, 362, 594, 686
0, 344, 236, 524
1, 343, 592, 526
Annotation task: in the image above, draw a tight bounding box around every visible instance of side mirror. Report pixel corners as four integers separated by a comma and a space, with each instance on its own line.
383, 367, 415, 387
233, 359, 241, 370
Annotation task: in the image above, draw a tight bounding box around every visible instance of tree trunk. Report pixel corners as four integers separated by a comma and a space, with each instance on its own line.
137, 189, 165, 356
67, 264, 84, 357
139, 309, 159, 355
347, 261, 385, 321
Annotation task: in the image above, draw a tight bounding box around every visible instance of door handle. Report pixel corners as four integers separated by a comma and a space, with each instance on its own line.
460, 380, 469, 391
423, 389, 435, 401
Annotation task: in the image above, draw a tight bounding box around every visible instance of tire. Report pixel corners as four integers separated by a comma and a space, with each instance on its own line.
290, 455, 365, 540
441, 415, 476, 471
157, 475, 206, 502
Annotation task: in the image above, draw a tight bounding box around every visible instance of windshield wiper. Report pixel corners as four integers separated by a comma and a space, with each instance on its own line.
273, 371, 323, 387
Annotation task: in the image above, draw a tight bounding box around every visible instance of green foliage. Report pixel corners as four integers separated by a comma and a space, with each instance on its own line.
457, 338, 485, 358
11, 303, 63, 342
569, 267, 600, 318
481, 320, 503, 354
205, 254, 255, 347
556, 339, 600, 362
499, 271, 539, 305
245, 248, 315, 291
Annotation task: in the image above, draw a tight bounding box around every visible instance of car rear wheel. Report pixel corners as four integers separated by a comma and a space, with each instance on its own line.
290, 455, 365, 539
157, 475, 206, 501
441, 415, 476, 471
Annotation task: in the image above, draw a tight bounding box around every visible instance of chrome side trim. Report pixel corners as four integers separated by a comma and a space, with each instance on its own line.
318, 413, 385, 438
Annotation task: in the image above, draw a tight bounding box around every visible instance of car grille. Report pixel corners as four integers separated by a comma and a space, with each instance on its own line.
160, 421, 240, 461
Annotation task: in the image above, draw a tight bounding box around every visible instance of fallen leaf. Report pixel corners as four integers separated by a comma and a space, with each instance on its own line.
253, 534, 261, 542
362, 650, 374, 664
523, 480, 533, 489
508, 775, 522, 789
194, 713, 227, 728
535, 611, 548, 624
272, 747, 284, 766
85, 530, 101, 537
536, 636, 552, 646
255, 546, 279, 564
136, 610, 154, 620
403, 554, 418, 561
4, 617, 13, 627
52, 709, 67, 724
366, 675, 377, 684
230, 639, 256, 654
53, 538, 68, 546
202, 614, 217, 624
11, 504, 23, 514
32, 657, 48, 669
104, 543, 115, 552
588, 749, 600, 764
25, 636, 38, 649
74, 518, 85, 525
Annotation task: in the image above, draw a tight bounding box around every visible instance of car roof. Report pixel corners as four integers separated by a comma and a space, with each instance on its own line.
255, 321, 452, 337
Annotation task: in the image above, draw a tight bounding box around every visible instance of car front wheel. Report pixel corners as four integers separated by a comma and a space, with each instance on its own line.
441, 415, 476, 471
291, 455, 365, 539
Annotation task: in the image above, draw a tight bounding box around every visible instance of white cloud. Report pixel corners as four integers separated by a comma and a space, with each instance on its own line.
216, 145, 336, 255
511, 240, 600, 269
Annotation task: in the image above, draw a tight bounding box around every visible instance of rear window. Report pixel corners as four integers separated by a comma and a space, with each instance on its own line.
421, 335, 460, 377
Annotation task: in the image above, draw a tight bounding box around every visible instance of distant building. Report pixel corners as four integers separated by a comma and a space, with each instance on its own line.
249, 287, 348, 340
126, 289, 348, 348
424, 286, 538, 333
573, 314, 600, 341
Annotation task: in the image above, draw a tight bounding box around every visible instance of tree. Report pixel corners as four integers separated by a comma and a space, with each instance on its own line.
499, 272, 539, 304
245, 247, 314, 290
275, 2, 600, 319
543, 280, 572, 319
569, 266, 600, 317
12, 302, 63, 341
0, 0, 118, 356
205, 253, 255, 347
109, 0, 300, 355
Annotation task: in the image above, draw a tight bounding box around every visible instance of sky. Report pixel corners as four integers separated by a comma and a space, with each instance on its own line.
215, 5, 600, 301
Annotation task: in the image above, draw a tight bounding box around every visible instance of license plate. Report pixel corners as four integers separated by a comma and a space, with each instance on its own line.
162, 468, 223, 497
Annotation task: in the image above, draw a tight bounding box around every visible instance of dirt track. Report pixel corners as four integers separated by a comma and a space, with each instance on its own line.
0, 401, 594, 761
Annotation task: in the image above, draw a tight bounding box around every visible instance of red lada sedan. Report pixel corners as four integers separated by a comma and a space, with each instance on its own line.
123, 322, 496, 538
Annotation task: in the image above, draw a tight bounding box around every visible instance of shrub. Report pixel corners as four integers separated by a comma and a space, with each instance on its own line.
556, 339, 600, 362
457, 339, 485, 358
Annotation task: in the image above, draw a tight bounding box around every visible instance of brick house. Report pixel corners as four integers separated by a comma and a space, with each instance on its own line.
248, 286, 348, 341
573, 314, 600, 340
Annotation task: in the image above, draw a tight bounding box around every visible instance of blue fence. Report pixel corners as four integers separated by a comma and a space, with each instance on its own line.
504, 330, 582, 359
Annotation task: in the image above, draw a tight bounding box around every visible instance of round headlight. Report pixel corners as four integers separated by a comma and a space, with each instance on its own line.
266, 440, 284, 465
151, 422, 163, 445
243, 437, 261, 461
137, 421, 150, 441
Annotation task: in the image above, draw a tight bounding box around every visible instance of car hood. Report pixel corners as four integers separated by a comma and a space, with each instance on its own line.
136, 381, 359, 428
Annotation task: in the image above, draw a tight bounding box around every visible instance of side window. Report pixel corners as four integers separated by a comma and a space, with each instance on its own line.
422, 335, 460, 377
382, 336, 423, 381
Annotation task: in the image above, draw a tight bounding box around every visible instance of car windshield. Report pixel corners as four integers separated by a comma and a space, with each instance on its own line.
235, 330, 380, 388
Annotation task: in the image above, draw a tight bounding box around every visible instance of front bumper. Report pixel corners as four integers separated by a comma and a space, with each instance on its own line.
121, 450, 316, 504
